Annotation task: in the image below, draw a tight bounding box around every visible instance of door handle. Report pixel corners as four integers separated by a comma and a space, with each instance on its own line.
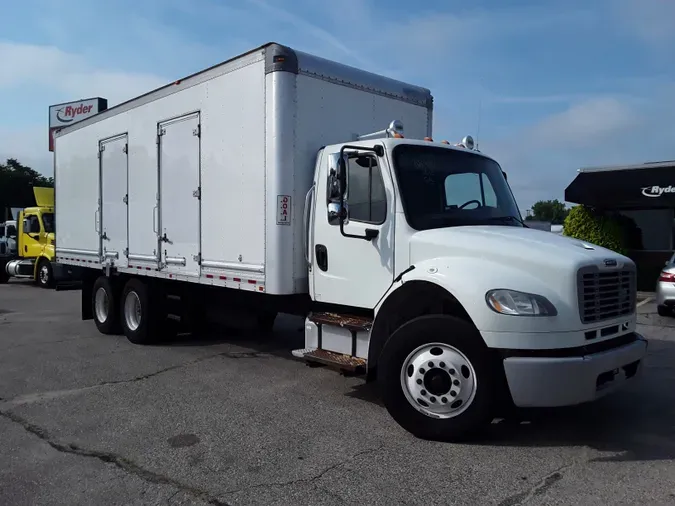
315, 244, 328, 272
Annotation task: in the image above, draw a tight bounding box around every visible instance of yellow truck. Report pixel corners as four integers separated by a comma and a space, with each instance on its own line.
1, 187, 57, 287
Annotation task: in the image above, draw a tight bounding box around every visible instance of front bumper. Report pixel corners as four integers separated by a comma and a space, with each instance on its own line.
502, 332, 648, 408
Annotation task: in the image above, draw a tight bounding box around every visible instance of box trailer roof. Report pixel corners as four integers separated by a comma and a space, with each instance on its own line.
54, 42, 433, 138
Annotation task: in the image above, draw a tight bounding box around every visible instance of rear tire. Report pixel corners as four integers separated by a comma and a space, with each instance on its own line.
378, 315, 495, 442
657, 305, 672, 317
120, 278, 167, 345
92, 276, 121, 335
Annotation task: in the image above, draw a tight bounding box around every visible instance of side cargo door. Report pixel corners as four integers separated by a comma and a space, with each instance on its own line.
99, 133, 129, 268
157, 112, 201, 277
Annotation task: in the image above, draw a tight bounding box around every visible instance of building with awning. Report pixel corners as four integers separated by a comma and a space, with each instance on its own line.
565, 160, 675, 290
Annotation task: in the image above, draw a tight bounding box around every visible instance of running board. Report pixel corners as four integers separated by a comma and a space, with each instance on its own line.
308, 312, 373, 332
292, 348, 367, 375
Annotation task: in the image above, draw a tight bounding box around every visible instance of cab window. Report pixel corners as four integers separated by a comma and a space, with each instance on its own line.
24, 215, 41, 234
346, 155, 387, 224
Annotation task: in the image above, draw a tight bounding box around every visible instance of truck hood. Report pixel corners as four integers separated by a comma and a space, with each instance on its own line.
409, 225, 631, 271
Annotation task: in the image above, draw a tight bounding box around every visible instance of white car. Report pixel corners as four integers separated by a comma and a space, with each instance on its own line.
656, 252, 675, 317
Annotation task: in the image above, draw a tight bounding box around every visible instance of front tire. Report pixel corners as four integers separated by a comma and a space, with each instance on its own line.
36, 258, 54, 288
92, 276, 121, 334
120, 278, 167, 345
378, 315, 495, 442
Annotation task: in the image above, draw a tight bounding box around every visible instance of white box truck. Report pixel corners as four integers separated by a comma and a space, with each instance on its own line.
53, 42, 647, 441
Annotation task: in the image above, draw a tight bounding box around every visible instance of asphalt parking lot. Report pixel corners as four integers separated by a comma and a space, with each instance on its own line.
1, 281, 674, 506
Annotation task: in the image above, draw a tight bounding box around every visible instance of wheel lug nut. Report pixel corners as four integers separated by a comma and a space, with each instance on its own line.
453, 379, 460, 386
449, 369, 456, 375
429, 397, 436, 403
450, 391, 457, 397
441, 397, 448, 403
419, 368, 425, 374
421, 390, 427, 396
439, 362, 446, 368
416, 379, 422, 385
428, 361, 434, 368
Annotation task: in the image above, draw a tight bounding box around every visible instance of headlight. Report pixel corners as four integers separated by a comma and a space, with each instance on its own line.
486, 289, 557, 317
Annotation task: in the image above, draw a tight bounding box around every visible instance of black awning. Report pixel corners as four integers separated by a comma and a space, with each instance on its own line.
565, 162, 675, 210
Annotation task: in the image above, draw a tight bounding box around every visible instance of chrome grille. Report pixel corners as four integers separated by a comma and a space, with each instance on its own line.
577, 265, 636, 324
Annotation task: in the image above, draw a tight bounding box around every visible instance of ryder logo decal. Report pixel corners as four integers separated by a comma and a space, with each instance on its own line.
641, 185, 675, 198
55, 103, 94, 123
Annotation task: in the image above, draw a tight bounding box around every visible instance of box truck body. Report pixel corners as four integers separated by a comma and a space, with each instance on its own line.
54, 44, 431, 295
53, 43, 647, 442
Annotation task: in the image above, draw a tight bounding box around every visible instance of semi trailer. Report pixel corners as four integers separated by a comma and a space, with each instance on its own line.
53, 42, 647, 440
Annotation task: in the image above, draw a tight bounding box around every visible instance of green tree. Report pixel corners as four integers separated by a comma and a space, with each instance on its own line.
527, 199, 569, 224
0, 158, 54, 218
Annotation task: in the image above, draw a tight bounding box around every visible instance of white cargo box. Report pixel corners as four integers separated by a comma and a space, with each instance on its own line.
54, 42, 433, 295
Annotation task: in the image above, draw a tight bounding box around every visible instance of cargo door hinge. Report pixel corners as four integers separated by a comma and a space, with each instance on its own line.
192, 187, 201, 199
193, 124, 201, 137
193, 253, 202, 265
123, 248, 129, 257
123, 194, 128, 205
123, 143, 128, 154
156, 127, 165, 145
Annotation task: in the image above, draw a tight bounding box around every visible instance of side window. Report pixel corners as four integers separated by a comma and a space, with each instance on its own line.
7, 225, 16, 237
24, 215, 41, 234
347, 155, 386, 224
445, 172, 498, 209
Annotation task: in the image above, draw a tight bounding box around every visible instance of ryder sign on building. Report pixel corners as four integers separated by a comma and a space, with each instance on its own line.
48, 97, 107, 151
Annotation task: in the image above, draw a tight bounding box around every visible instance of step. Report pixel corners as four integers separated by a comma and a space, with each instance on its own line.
308, 312, 373, 332
291, 348, 367, 375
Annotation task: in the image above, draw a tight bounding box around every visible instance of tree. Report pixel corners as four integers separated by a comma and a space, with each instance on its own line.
0, 158, 54, 218
527, 199, 569, 225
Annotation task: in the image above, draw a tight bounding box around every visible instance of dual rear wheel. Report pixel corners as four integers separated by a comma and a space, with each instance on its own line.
92, 277, 167, 344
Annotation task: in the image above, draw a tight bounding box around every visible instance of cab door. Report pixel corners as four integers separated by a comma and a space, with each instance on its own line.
310, 147, 395, 309
20, 213, 43, 258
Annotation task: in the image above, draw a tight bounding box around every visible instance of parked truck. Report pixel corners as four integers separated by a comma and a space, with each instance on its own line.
53, 43, 647, 440
1, 187, 59, 287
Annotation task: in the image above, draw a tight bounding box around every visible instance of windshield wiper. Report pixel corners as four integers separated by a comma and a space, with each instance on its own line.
485, 215, 528, 227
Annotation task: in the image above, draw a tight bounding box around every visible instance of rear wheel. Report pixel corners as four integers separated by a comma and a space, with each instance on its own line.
657, 305, 672, 317
120, 278, 168, 345
378, 315, 495, 442
92, 276, 121, 334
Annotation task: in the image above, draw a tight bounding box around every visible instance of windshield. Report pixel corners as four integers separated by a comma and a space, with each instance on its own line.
42, 213, 55, 234
392, 144, 523, 231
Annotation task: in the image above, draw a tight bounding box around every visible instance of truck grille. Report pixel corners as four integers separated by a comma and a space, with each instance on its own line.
577, 265, 636, 324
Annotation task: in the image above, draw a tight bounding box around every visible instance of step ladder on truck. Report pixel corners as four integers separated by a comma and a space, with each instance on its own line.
52, 42, 648, 441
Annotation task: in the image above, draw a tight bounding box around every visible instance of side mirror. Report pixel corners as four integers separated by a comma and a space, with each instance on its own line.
327, 153, 348, 202
328, 202, 348, 226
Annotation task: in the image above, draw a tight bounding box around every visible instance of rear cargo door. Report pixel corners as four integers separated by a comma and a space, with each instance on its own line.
99, 133, 129, 268
158, 112, 201, 277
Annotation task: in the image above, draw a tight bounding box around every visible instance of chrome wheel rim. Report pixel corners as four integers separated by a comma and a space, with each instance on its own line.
39, 265, 49, 284
400, 342, 477, 419
124, 291, 142, 331
94, 287, 109, 323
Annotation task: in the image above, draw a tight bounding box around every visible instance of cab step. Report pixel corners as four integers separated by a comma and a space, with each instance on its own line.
292, 348, 367, 375
308, 312, 373, 332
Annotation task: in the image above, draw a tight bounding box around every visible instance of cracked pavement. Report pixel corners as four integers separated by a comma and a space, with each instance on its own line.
1, 281, 675, 505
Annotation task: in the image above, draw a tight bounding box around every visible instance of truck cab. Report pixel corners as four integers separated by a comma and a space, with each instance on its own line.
3, 187, 57, 287
299, 120, 647, 440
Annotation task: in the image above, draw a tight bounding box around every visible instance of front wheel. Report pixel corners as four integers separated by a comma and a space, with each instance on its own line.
378, 315, 495, 442
36, 258, 54, 288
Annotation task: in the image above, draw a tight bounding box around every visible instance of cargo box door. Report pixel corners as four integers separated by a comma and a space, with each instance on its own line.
158, 113, 201, 277
100, 134, 129, 268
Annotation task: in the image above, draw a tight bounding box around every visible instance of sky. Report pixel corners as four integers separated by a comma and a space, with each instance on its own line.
1, 0, 674, 211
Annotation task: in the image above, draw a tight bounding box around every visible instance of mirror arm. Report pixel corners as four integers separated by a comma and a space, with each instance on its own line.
337, 144, 384, 241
